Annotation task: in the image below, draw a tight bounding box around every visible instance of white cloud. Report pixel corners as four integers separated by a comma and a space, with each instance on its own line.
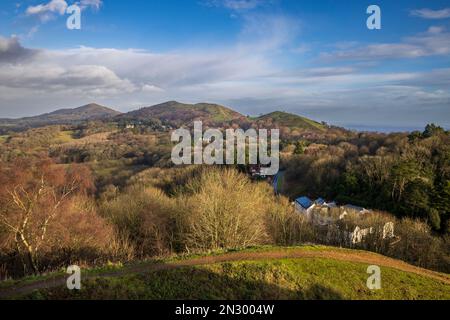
0, 63, 137, 95
0, 35, 38, 62
321, 27, 450, 61
26, 0, 68, 15
410, 8, 450, 19
238, 13, 300, 51
205, 0, 266, 11
79, 0, 102, 10
25, 0, 103, 22
142, 84, 164, 93
0, 23, 449, 129
26, 0, 68, 22
291, 44, 310, 54
427, 26, 445, 34
0, 13, 296, 105
0, 32, 276, 107
2, 35, 448, 124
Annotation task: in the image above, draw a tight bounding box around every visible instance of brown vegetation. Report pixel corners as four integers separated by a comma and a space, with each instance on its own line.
0, 159, 113, 277
0, 120, 448, 281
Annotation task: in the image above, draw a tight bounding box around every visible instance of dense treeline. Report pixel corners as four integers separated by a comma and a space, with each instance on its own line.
284, 124, 450, 232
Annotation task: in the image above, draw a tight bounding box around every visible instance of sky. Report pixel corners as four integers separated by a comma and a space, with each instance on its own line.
0, 0, 449, 131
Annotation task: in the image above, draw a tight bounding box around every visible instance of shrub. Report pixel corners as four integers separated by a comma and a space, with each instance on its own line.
387, 218, 448, 272
266, 196, 315, 245
176, 167, 272, 251
101, 186, 178, 257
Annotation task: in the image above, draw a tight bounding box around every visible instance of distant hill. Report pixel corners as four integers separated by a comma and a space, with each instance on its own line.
0, 101, 333, 134
119, 101, 244, 126
0, 103, 121, 130
256, 111, 326, 131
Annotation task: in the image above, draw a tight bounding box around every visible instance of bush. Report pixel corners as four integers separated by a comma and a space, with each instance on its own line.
0, 193, 115, 277
387, 218, 449, 272
428, 208, 441, 231
175, 168, 272, 251
101, 186, 178, 257
266, 196, 315, 245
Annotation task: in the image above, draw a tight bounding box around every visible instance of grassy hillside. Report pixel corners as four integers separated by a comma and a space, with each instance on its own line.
1, 102, 332, 135
121, 101, 244, 126
121, 102, 331, 133
256, 111, 326, 131
3, 246, 449, 300
0, 104, 121, 130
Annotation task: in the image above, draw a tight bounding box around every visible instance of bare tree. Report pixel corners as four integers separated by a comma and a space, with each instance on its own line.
0, 160, 89, 274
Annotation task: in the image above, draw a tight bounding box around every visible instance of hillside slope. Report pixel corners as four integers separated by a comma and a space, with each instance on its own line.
0, 103, 121, 129
120, 101, 244, 126
1, 246, 448, 300
256, 111, 326, 131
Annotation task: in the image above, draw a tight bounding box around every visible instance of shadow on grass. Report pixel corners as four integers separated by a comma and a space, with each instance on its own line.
0, 247, 116, 280
18, 265, 344, 300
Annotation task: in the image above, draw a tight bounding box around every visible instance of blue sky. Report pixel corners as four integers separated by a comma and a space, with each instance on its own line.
0, 0, 449, 130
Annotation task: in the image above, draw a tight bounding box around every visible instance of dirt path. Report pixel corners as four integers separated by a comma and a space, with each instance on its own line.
1, 248, 449, 299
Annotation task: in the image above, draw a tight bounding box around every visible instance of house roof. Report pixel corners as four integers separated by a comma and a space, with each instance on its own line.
315, 197, 326, 205
295, 196, 313, 209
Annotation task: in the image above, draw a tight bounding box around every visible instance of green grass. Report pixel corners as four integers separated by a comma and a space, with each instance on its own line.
195, 103, 239, 122
18, 257, 450, 300
6, 246, 448, 300
257, 111, 326, 131
0, 135, 9, 143
0, 270, 66, 290
51, 130, 76, 144
161, 245, 332, 263
129, 101, 242, 125
90, 159, 148, 189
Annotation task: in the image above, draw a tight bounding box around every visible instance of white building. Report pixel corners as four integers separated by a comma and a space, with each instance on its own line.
294, 196, 395, 245
295, 196, 337, 219
295, 196, 315, 216
348, 222, 395, 244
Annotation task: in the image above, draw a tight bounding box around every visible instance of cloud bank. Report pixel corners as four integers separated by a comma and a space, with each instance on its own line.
320, 27, 450, 61
0, 36, 38, 62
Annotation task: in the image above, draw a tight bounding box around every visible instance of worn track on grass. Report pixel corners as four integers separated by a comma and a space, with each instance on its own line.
1, 248, 449, 299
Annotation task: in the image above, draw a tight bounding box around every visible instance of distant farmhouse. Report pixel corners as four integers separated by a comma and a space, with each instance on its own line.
120, 120, 173, 132
294, 196, 337, 217
294, 196, 395, 245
